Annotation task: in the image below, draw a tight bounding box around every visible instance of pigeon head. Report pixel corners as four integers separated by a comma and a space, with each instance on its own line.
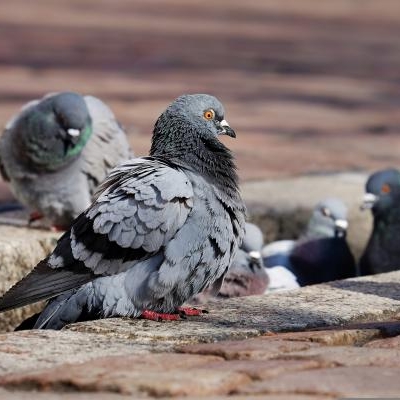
361, 168, 400, 217
16, 92, 93, 171
150, 94, 238, 189
306, 197, 349, 239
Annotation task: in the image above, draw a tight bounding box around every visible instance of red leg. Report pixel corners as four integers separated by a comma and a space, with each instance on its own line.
50, 225, 67, 232
140, 310, 180, 321
29, 211, 44, 224
177, 307, 205, 316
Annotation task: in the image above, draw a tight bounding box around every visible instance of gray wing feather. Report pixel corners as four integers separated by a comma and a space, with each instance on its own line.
71, 158, 194, 275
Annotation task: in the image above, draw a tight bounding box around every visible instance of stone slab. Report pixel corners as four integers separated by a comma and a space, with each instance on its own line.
238, 366, 400, 398
0, 353, 250, 397
0, 226, 59, 332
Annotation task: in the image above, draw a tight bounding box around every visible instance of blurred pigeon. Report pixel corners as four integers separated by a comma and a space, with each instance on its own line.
192, 222, 269, 303
0, 92, 131, 229
359, 168, 400, 275
263, 197, 356, 286
0, 94, 246, 329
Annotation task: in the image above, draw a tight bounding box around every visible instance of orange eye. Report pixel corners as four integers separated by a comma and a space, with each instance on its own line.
381, 183, 391, 194
203, 109, 215, 120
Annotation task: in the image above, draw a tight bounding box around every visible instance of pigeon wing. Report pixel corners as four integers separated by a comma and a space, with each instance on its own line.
0, 158, 194, 311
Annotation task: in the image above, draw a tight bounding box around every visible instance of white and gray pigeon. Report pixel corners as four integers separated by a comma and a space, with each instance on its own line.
262, 197, 356, 287
0, 92, 131, 229
192, 222, 269, 303
0, 93, 246, 329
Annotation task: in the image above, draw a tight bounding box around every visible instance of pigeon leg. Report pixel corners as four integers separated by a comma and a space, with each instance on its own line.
177, 306, 205, 316
50, 225, 67, 232
140, 310, 180, 321
29, 211, 44, 224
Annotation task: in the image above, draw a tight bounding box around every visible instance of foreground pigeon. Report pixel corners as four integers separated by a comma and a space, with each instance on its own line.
0, 94, 246, 329
192, 222, 269, 303
263, 197, 356, 286
359, 168, 400, 275
0, 92, 131, 229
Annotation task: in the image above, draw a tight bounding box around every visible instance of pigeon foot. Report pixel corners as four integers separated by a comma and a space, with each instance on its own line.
177, 306, 206, 316
28, 211, 44, 224
140, 310, 180, 321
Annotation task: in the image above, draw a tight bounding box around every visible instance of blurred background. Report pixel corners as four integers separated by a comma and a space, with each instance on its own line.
0, 0, 400, 196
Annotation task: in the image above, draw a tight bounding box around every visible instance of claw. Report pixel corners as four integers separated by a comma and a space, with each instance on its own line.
177, 307, 205, 316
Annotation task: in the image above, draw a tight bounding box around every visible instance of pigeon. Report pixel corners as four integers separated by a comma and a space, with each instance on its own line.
359, 168, 400, 275
0, 92, 131, 229
0, 94, 246, 330
263, 197, 356, 286
192, 222, 269, 303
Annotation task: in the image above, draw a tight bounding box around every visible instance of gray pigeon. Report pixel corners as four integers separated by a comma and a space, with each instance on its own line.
0, 94, 246, 329
263, 197, 356, 286
192, 222, 269, 303
0, 92, 131, 229
359, 168, 400, 275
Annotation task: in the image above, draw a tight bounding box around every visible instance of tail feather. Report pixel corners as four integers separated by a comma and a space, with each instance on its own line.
0, 259, 95, 313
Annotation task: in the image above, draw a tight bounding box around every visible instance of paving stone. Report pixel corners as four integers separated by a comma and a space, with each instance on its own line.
268, 329, 382, 346
66, 317, 262, 345
275, 345, 400, 368
238, 366, 400, 397
0, 354, 250, 397
364, 334, 400, 349
178, 335, 322, 360
0, 330, 176, 375
206, 359, 321, 380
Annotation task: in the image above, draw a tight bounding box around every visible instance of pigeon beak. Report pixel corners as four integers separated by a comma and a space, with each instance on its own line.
361, 193, 378, 210
249, 250, 261, 261
334, 219, 348, 231
67, 128, 80, 137
218, 120, 236, 138
334, 219, 348, 238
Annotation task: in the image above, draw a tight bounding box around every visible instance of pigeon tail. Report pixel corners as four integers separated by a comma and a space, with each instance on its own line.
0, 259, 94, 312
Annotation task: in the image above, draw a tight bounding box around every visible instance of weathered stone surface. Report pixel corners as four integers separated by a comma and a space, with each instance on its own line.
0, 391, 135, 400
0, 226, 59, 332
66, 317, 261, 345
239, 366, 400, 397
0, 354, 250, 397
0, 330, 177, 375
364, 334, 400, 349
205, 359, 321, 380
178, 336, 321, 360
274, 329, 382, 346
0, 391, 334, 400
276, 345, 400, 368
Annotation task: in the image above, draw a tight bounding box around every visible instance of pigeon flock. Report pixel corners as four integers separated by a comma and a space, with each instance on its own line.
0, 91, 397, 330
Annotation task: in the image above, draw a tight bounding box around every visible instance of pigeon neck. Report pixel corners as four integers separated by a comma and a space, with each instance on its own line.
374, 205, 400, 230
150, 116, 240, 195
19, 122, 92, 172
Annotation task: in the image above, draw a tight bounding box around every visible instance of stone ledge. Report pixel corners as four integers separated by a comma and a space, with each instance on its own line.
0, 226, 59, 332
0, 271, 399, 398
